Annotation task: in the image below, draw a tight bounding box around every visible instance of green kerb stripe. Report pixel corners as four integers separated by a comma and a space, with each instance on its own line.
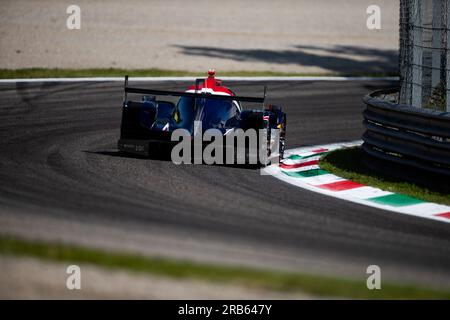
282, 169, 329, 178
287, 152, 329, 160
367, 194, 424, 207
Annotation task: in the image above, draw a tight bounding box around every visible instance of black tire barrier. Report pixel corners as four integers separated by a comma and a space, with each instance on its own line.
362, 88, 450, 178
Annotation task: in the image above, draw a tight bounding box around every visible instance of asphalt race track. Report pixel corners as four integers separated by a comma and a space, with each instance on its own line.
1, 80, 450, 288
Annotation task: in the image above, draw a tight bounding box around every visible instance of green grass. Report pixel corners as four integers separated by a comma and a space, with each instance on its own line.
320, 147, 450, 206
1, 235, 449, 299
0, 68, 398, 79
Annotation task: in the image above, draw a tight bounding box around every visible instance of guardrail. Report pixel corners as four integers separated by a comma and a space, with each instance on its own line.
362, 88, 450, 177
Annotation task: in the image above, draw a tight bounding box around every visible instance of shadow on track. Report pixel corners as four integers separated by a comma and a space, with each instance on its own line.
84, 150, 261, 170
174, 44, 398, 75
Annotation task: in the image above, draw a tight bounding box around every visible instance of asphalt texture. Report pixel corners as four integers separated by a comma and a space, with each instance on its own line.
1, 80, 450, 289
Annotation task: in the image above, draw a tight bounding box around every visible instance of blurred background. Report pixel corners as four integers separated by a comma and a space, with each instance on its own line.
1, 0, 399, 75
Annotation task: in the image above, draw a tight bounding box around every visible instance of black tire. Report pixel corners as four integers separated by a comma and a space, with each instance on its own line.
258, 115, 272, 167
279, 113, 286, 161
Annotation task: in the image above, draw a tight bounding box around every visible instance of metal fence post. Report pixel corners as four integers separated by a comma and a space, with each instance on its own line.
412, 0, 423, 108
432, 0, 442, 89
400, 0, 410, 105
447, 0, 450, 111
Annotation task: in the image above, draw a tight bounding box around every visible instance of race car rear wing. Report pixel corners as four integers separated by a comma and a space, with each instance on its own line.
123, 75, 266, 104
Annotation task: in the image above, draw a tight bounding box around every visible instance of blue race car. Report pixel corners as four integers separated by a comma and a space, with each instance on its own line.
118, 70, 286, 165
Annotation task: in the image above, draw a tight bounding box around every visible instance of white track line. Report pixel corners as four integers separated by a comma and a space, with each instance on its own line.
0, 76, 399, 83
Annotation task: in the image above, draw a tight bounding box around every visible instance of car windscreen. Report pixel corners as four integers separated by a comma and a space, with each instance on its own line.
176, 96, 237, 132
199, 98, 236, 130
